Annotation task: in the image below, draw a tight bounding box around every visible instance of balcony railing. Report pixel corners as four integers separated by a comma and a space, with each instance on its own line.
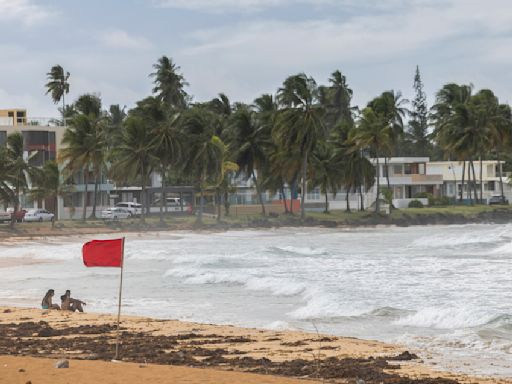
0, 117, 64, 127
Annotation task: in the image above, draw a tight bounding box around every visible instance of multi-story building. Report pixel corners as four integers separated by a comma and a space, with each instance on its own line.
306, 157, 444, 210
0, 108, 27, 126
304, 157, 512, 210
427, 160, 512, 202
0, 109, 113, 219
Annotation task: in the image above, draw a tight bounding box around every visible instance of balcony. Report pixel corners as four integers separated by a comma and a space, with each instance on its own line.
0, 116, 63, 127
411, 174, 443, 184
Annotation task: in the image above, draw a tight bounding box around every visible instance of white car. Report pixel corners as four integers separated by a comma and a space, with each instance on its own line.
23, 209, 55, 222
115, 202, 142, 216
101, 207, 132, 221
0, 211, 11, 223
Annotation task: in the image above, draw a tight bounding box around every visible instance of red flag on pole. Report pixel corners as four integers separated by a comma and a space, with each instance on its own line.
82, 239, 124, 267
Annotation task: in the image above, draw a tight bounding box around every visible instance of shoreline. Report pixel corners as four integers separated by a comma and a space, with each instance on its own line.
0, 306, 510, 384
1, 206, 512, 241
1, 212, 512, 242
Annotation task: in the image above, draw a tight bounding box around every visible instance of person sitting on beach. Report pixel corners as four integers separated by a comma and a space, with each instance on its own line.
60, 290, 86, 313
41, 289, 60, 310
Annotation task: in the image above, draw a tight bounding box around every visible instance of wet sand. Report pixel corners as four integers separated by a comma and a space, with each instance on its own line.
0, 307, 510, 384
0, 257, 53, 268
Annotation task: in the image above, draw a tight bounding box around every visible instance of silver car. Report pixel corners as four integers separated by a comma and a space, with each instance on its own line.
23, 209, 55, 222
101, 207, 131, 221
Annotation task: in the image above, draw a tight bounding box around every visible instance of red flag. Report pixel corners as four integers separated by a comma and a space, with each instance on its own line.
82, 239, 124, 267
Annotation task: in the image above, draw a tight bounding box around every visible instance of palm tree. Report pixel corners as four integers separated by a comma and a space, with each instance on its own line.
431, 84, 476, 203
153, 112, 182, 225
31, 161, 72, 227
5, 132, 41, 226
111, 116, 157, 223
318, 70, 354, 128
150, 56, 189, 110
354, 107, 392, 212
494, 104, 512, 199
0, 147, 15, 209
45, 65, 70, 125
310, 143, 341, 213
180, 106, 226, 225
367, 91, 408, 188
105, 104, 127, 145
229, 105, 269, 215
276, 73, 325, 220
60, 111, 106, 220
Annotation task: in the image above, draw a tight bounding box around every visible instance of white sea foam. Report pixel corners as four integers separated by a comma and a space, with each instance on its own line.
394, 306, 499, 329
264, 321, 293, 331
165, 266, 307, 297
410, 226, 511, 248
270, 245, 328, 256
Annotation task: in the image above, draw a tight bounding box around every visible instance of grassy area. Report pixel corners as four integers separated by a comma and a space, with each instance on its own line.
1, 205, 511, 237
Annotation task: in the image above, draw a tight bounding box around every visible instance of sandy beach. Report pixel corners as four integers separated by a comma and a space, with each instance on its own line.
0, 307, 510, 384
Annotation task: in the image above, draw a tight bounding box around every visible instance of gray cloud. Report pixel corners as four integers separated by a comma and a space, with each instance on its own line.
0, 0, 56, 26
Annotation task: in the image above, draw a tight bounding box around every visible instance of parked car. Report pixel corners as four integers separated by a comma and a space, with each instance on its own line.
23, 209, 54, 222
115, 202, 142, 216
151, 197, 193, 214
6, 208, 27, 222
101, 207, 132, 221
0, 211, 11, 223
488, 195, 509, 205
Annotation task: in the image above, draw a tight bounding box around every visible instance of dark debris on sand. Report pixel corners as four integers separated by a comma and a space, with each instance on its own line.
0, 321, 458, 384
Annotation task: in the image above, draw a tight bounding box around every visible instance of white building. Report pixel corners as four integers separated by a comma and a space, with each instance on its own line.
427, 160, 512, 202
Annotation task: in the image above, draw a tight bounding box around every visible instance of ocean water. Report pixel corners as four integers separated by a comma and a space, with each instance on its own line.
0, 225, 511, 377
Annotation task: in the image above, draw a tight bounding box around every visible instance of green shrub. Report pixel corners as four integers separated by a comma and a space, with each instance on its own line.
413, 192, 431, 199
408, 199, 424, 208
429, 195, 452, 206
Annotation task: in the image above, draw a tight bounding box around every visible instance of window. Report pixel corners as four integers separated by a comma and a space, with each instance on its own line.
419, 164, 425, 174
383, 165, 389, 178
307, 187, 321, 201
404, 164, 412, 175
488, 181, 495, 191
393, 165, 402, 175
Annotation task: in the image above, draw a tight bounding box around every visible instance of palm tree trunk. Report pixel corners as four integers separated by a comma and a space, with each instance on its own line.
384, 157, 390, 189
159, 169, 166, 225
301, 150, 308, 221
52, 195, 57, 228
324, 190, 329, 213
140, 165, 146, 223
197, 182, 204, 225
470, 160, 478, 204
216, 190, 222, 223
460, 161, 465, 203
10, 182, 20, 228
359, 185, 364, 211
223, 190, 230, 216
346, 189, 351, 213
82, 171, 88, 221
251, 170, 266, 216
466, 161, 472, 204
280, 185, 288, 213
375, 156, 380, 213
290, 176, 297, 215
498, 156, 505, 199
62, 94, 66, 126
479, 157, 483, 204
91, 172, 99, 219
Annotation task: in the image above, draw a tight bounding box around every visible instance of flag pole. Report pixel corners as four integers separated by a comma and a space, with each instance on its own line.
114, 237, 125, 360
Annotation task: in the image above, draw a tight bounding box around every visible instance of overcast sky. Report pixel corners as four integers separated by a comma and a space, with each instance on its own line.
1, 0, 512, 117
